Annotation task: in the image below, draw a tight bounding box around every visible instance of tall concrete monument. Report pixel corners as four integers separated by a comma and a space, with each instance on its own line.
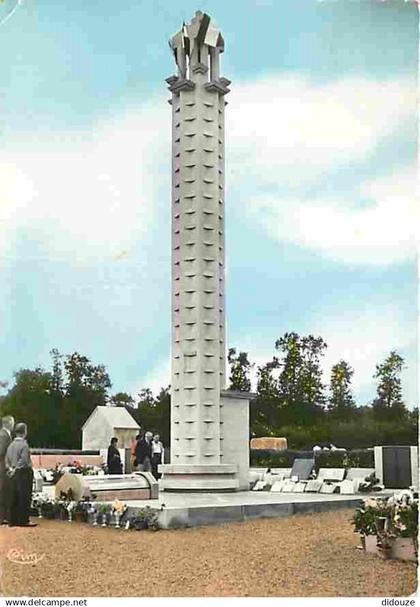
159, 11, 250, 492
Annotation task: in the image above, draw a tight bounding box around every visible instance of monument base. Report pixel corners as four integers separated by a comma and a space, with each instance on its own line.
159, 464, 239, 492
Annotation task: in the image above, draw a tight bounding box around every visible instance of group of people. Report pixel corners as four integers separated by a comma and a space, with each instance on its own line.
0, 415, 36, 528
0, 416, 166, 529
107, 431, 164, 479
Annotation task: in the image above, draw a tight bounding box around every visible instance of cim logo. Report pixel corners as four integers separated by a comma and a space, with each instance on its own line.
6, 548, 45, 566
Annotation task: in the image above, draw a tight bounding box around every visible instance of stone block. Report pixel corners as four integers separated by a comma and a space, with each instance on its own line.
250, 437, 287, 451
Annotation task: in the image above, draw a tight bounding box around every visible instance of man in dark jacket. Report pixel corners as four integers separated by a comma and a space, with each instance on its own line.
135, 431, 152, 472
107, 437, 123, 475
6, 422, 36, 527
0, 416, 14, 524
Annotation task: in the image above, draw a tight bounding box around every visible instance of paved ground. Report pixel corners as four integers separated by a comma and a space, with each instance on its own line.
0, 509, 416, 597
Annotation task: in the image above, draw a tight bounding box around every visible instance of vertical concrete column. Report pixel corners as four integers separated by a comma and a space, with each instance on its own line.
160, 11, 241, 491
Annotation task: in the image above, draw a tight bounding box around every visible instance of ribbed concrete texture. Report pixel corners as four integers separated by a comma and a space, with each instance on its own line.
160, 11, 250, 491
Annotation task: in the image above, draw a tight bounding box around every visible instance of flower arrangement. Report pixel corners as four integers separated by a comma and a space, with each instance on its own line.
31, 493, 56, 518
66, 501, 77, 522
98, 503, 110, 526
128, 506, 159, 531
352, 497, 390, 536
73, 497, 91, 521
51, 465, 64, 485
351, 490, 418, 561
111, 500, 127, 528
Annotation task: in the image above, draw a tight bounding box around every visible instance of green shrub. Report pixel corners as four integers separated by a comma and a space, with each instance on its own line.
250, 448, 374, 469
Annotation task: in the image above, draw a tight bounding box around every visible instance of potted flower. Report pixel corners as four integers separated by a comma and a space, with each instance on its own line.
87, 503, 98, 526
351, 497, 390, 554
55, 499, 69, 520
129, 510, 147, 531
143, 506, 159, 531
40, 496, 56, 519
111, 500, 127, 529
375, 516, 393, 560
390, 492, 418, 562
129, 507, 159, 531
66, 501, 77, 522
98, 503, 110, 527
31, 493, 43, 518
52, 465, 64, 485
73, 499, 90, 523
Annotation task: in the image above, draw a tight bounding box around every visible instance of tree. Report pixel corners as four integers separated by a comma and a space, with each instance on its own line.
131, 387, 171, 447
250, 357, 281, 436
328, 360, 356, 419
372, 351, 407, 420
0, 367, 63, 447
109, 392, 135, 408
275, 332, 327, 424
227, 348, 252, 392
60, 352, 112, 448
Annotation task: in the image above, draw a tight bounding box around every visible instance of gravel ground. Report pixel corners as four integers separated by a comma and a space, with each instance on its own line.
0, 509, 417, 597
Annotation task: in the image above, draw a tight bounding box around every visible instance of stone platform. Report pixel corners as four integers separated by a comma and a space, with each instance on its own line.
122, 489, 393, 529
42, 483, 392, 529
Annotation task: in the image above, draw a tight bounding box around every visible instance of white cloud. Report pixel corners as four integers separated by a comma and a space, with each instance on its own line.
227, 75, 415, 186
131, 357, 170, 398
248, 167, 416, 265
0, 99, 169, 261
317, 307, 416, 406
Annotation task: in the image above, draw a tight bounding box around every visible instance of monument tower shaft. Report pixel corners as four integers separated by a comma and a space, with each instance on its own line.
160, 11, 250, 492
168, 12, 229, 466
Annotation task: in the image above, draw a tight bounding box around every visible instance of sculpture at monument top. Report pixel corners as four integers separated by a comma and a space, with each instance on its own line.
169, 11, 225, 80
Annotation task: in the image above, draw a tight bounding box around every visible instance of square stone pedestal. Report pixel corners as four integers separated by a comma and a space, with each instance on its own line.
160, 390, 251, 492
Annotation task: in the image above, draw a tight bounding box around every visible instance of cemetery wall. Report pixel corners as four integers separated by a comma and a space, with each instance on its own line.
31, 453, 103, 469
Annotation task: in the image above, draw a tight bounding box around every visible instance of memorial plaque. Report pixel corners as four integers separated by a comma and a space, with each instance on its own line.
337, 480, 355, 494
292, 482, 307, 493
320, 482, 338, 494
346, 468, 374, 480
270, 480, 285, 492
290, 458, 314, 480
317, 468, 346, 482
304, 480, 322, 493
252, 480, 266, 491
281, 480, 296, 493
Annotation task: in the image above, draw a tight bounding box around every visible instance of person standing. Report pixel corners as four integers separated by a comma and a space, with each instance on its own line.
151, 434, 164, 480
107, 437, 123, 475
135, 431, 152, 472
0, 416, 15, 524
131, 433, 141, 470
6, 422, 36, 527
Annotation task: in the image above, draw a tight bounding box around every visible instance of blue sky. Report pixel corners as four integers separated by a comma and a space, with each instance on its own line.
0, 0, 417, 407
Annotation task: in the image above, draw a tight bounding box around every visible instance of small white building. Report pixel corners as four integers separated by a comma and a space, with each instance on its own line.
81, 406, 140, 451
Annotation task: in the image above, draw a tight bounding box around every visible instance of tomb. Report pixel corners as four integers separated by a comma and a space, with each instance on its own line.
55, 471, 158, 502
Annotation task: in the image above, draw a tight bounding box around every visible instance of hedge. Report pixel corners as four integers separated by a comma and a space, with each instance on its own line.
250, 448, 374, 470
